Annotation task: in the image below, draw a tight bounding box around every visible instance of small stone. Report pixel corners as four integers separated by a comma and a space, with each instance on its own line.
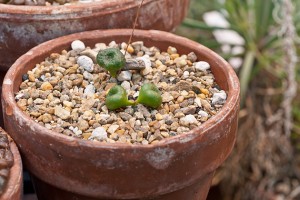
54, 106, 71, 120
71, 40, 85, 52
178, 59, 187, 67
78, 120, 89, 131
199, 93, 206, 99
17, 99, 27, 110
181, 106, 197, 115
82, 110, 95, 120
40, 82, 53, 91
83, 71, 94, 81
136, 55, 151, 68
134, 112, 144, 120
158, 64, 167, 71
121, 81, 131, 92
141, 65, 153, 76
180, 115, 198, 126
198, 110, 209, 117
142, 140, 149, 145
212, 91, 227, 105
119, 112, 132, 121
89, 127, 108, 140
182, 71, 189, 79
200, 88, 209, 95
107, 125, 119, 134
162, 92, 174, 103
80, 49, 97, 63
177, 96, 184, 103
167, 46, 177, 54
77, 55, 94, 72
129, 118, 136, 128
28, 73, 35, 82
187, 52, 197, 62
195, 61, 210, 71
117, 71, 132, 81
84, 84, 95, 96
155, 113, 163, 121
160, 132, 169, 138
181, 90, 189, 96
194, 97, 202, 107
108, 41, 117, 48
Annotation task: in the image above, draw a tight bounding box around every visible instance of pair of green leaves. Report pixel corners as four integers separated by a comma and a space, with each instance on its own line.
106, 83, 162, 110
97, 48, 162, 110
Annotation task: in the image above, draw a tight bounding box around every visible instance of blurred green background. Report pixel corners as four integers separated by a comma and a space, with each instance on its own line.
176, 0, 300, 199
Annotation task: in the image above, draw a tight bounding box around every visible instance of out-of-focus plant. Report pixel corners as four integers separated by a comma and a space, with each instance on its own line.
177, 0, 300, 199
181, 0, 286, 105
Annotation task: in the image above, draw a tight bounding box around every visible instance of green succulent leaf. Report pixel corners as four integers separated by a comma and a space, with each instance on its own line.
106, 85, 134, 110
137, 83, 162, 109
96, 48, 126, 77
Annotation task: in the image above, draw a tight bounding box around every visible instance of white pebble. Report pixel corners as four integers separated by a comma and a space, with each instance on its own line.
73, 127, 82, 136
136, 55, 152, 68
198, 110, 209, 117
94, 43, 107, 51
133, 91, 139, 98
212, 90, 227, 105
77, 55, 94, 72
84, 84, 95, 96
71, 40, 85, 52
117, 71, 132, 81
183, 71, 189, 79
107, 125, 119, 134
89, 127, 108, 140
195, 61, 210, 71
180, 114, 198, 126
194, 97, 202, 107
99, 114, 110, 120
121, 81, 131, 92
108, 41, 117, 48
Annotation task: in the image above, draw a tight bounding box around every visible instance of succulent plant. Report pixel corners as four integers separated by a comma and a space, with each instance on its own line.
96, 48, 125, 78
105, 85, 134, 110
136, 83, 162, 109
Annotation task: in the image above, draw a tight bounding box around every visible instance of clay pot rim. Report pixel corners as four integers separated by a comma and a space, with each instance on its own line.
0, 0, 150, 16
0, 128, 22, 200
2, 29, 240, 149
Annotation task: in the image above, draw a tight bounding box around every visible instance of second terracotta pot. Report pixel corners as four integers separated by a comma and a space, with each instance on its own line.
2, 29, 240, 200
0, 0, 190, 70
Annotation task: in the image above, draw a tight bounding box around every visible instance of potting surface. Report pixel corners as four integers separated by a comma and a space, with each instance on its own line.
15, 40, 227, 145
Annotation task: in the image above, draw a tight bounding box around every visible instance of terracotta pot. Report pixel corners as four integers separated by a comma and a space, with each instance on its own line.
0, 0, 190, 70
0, 128, 23, 200
2, 29, 240, 200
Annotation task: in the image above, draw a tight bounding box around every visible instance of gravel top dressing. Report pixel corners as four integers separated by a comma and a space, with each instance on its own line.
15, 40, 227, 145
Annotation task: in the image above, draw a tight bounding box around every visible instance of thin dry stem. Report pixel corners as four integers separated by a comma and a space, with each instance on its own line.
125, 0, 145, 55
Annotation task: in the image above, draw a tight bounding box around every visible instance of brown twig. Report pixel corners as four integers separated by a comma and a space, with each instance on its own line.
125, 0, 145, 55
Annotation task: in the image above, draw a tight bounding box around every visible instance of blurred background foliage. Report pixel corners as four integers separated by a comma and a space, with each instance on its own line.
176, 0, 300, 199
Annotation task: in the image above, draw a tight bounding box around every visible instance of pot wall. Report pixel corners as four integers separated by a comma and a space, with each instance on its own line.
0, 128, 23, 200
0, 0, 190, 70
2, 29, 240, 199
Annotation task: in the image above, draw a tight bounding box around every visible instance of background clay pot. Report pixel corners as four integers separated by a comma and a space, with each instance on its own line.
2, 29, 240, 200
0, 128, 23, 200
0, 0, 190, 70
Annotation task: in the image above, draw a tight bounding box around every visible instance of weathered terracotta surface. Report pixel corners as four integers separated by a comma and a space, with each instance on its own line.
2, 29, 240, 199
0, 128, 23, 200
0, 0, 190, 70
